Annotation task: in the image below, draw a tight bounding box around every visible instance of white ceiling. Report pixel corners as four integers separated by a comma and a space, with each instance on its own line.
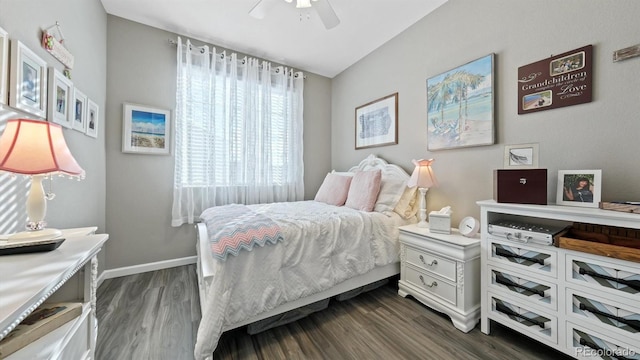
100, 0, 448, 78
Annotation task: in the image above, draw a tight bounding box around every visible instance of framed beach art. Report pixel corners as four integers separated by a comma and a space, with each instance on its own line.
556, 169, 601, 208
122, 103, 171, 155
9, 40, 48, 118
355, 93, 398, 150
427, 54, 494, 150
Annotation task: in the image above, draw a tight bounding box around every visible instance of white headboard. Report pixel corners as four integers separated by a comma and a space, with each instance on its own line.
347, 154, 410, 183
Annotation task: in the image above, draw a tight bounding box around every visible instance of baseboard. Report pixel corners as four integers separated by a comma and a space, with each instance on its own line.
98, 256, 197, 285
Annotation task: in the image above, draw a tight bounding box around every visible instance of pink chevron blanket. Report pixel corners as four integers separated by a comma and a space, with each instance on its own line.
201, 204, 284, 260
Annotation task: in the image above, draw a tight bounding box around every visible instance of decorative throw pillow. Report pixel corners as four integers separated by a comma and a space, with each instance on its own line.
394, 186, 420, 219
314, 173, 353, 206
374, 173, 407, 213
345, 169, 382, 212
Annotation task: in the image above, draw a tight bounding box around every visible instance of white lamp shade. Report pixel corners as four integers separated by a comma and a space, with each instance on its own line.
0, 119, 84, 177
407, 158, 437, 189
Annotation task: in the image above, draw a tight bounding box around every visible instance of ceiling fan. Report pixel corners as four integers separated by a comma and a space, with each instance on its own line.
249, 0, 340, 30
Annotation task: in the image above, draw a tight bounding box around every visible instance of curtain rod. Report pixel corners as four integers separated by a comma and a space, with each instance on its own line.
168, 38, 306, 79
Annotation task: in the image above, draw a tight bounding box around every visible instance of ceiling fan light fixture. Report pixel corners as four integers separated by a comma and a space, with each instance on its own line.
296, 0, 312, 8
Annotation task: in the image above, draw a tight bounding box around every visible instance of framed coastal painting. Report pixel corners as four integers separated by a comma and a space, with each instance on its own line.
556, 169, 601, 208
48, 67, 73, 127
427, 54, 494, 150
9, 40, 48, 118
122, 103, 171, 155
0, 26, 8, 105
355, 92, 398, 150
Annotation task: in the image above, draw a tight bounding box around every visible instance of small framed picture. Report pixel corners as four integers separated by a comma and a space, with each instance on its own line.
71, 88, 87, 132
503, 143, 539, 169
556, 170, 602, 208
9, 40, 48, 118
0, 26, 8, 105
355, 92, 398, 150
122, 103, 171, 155
86, 99, 99, 138
48, 67, 73, 127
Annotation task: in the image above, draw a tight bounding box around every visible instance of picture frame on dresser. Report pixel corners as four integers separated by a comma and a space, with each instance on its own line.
0, 26, 9, 105
9, 40, 48, 118
48, 67, 73, 128
503, 143, 539, 169
556, 169, 601, 207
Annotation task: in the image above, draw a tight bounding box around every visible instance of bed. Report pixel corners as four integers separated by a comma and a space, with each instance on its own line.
194, 155, 418, 359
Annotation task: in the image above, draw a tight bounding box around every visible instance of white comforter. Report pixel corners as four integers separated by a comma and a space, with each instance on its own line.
195, 201, 407, 359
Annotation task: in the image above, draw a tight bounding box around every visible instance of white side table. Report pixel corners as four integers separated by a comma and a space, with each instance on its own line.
398, 224, 481, 332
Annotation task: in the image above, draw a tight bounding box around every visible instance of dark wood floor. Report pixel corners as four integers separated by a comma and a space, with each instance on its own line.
96, 265, 574, 360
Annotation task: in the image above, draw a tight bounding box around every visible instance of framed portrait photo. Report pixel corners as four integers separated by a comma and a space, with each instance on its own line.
71, 88, 87, 132
9, 40, 48, 118
556, 170, 602, 208
503, 143, 539, 169
355, 92, 398, 150
86, 98, 99, 138
0, 26, 8, 105
48, 67, 73, 127
122, 103, 171, 155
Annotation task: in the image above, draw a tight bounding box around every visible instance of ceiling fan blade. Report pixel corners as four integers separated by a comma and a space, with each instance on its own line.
249, 0, 273, 19
314, 0, 340, 29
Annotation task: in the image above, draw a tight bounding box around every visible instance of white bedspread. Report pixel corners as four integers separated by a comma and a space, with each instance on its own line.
195, 201, 407, 359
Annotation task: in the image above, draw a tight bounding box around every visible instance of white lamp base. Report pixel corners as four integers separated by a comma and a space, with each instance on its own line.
8, 228, 63, 242
417, 187, 429, 228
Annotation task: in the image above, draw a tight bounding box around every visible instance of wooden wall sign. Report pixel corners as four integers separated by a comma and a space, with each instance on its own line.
517, 45, 592, 114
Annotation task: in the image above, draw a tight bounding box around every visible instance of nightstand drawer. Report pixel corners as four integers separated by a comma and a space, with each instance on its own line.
405, 246, 456, 282
405, 265, 456, 305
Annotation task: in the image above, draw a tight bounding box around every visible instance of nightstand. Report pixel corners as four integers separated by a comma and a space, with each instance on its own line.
398, 223, 481, 332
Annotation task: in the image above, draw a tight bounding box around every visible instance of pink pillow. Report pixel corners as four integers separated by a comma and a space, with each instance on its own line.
345, 170, 382, 212
314, 173, 353, 206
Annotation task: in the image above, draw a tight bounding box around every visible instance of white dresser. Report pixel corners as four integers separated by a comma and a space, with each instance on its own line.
398, 224, 481, 332
478, 200, 640, 359
0, 228, 108, 360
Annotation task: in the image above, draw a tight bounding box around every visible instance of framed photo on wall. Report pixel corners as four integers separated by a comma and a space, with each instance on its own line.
503, 143, 539, 169
71, 88, 87, 132
48, 67, 73, 127
0, 26, 8, 105
9, 40, 48, 118
122, 103, 171, 155
86, 98, 99, 138
427, 54, 494, 150
556, 169, 601, 208
355, 92, 398, 150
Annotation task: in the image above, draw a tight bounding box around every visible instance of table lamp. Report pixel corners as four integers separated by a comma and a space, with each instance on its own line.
0, 119, 85, 241
407, 159, 437, 228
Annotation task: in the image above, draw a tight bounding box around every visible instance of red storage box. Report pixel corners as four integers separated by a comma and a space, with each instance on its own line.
494, 169, 547, 205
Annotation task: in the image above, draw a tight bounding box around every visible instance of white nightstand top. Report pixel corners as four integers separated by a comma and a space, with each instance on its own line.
399, 223, 480, 247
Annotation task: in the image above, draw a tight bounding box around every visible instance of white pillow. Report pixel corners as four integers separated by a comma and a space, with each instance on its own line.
314, 173, 352, 206
374, 173, 407, 213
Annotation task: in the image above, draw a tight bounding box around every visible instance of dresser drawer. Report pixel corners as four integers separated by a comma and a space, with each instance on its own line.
566, 288, 639, 342
567, 322, 640, 360
489, 238, 557, 278
404, 265, 457, 305
405, 246, 456, 282
567, 254, 640, 300
488, 265, 557, 311
487, 292, 557, 345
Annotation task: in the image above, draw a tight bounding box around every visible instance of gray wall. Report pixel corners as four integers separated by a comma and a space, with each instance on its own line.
105, 16, 331, 269
0, 0, 107, 263
331, 0, 640, 226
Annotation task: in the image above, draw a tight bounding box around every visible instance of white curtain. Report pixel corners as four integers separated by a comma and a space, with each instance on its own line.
172, 38, 304, 227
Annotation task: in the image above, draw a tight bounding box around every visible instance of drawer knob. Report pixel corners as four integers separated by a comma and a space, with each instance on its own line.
419, 255, 438, 266
419, 275, 438, 288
